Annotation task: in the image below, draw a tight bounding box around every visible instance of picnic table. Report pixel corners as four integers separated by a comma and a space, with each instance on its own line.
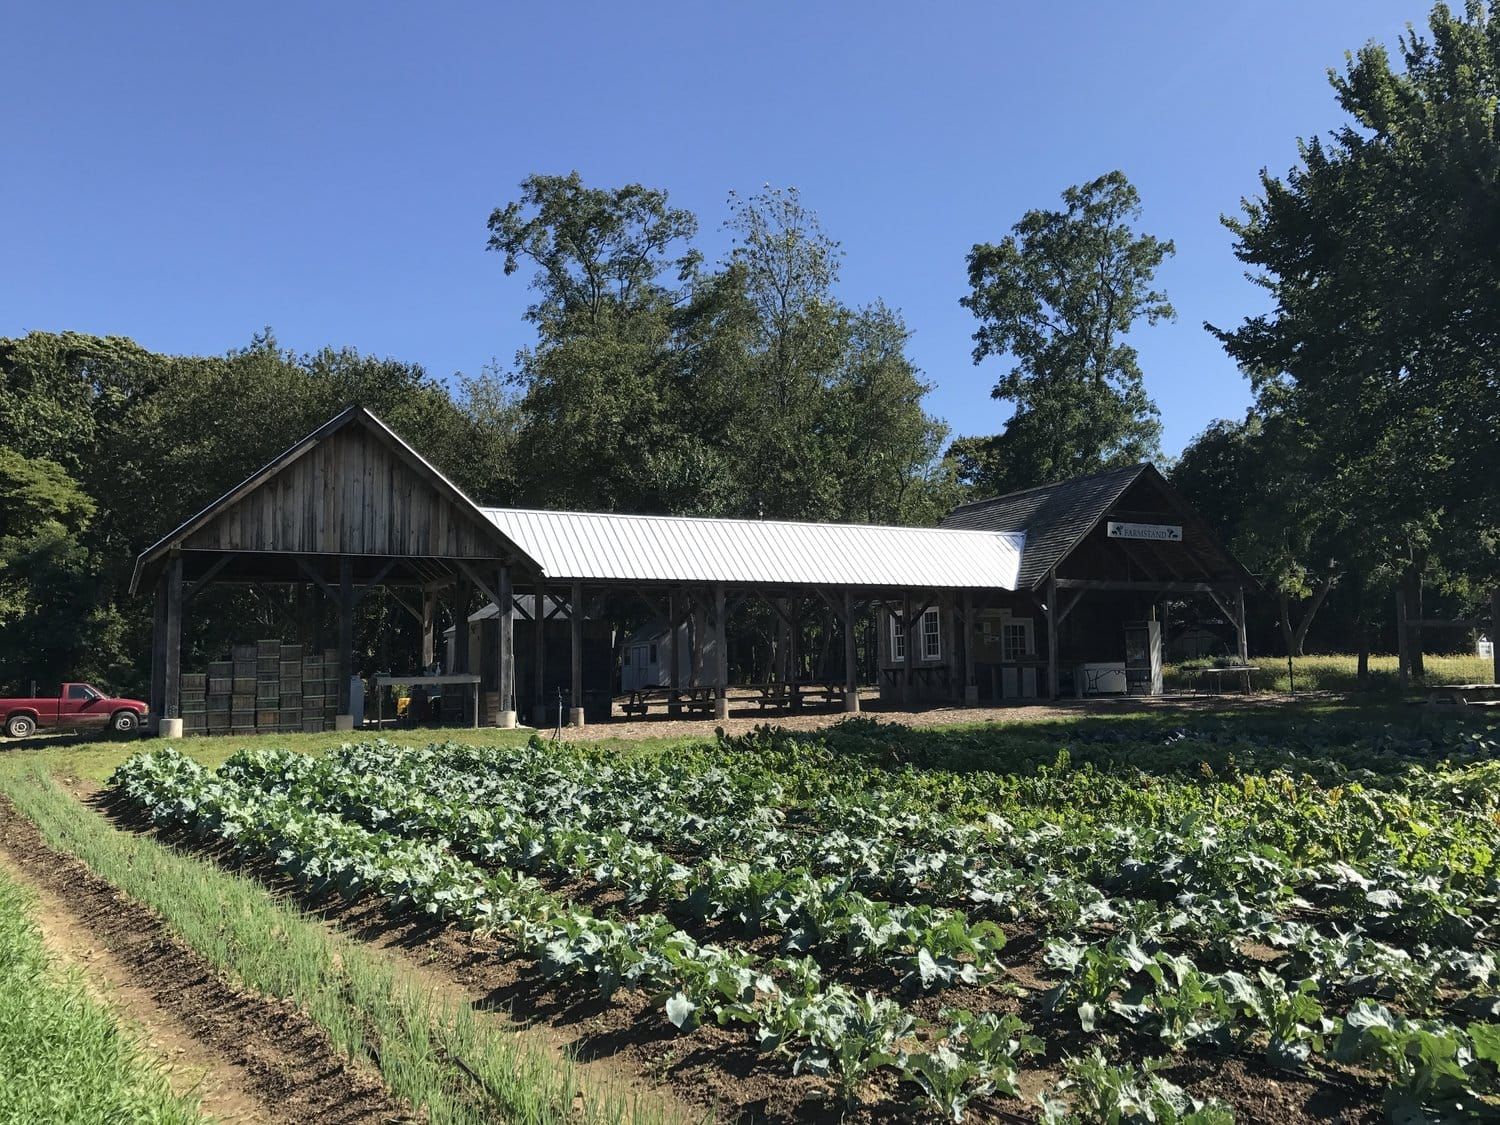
750, 681, 845, 710
622, 686, 716, 716
1427, 683, 1500, 708
1194, 665, 1254, 695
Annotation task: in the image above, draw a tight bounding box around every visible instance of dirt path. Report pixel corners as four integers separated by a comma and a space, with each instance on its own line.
0, 794, 412, 1125
0, 847, 269, 1123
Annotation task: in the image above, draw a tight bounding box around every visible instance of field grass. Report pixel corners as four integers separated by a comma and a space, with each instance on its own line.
1166, 651, 1493, 694
0, 761, 681, 1125
0, 865, 204, 1125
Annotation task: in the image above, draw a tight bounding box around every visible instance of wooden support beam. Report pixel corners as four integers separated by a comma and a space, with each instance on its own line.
380, 589, 424, 627
496, 566, 515, 725
163, 555, 183, 721
1046, 571, 1060, 700
533, 587, 547, 726
453, 558, 505, 612
713, 583, 729, 720
962, 591, 977, 705
1055, 579, 1232, 594
149, 574, 167, 718
420, 590, 437, 667
294, 555, 336, 600
352, 559, 398, 607
1055, 587, 1087, 627
668, 591, 682, 715
901, 591, 915, 706
337, 556, 354, 719
451, 574, 472, 674
183, 552, 236, 604
569, 580, 584, 726
842, 588, 859, 711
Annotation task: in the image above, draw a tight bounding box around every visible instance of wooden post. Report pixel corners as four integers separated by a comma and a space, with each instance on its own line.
842, 588, 859, 712
148, 575, 167, 720
1396, 586, 1410, 691
713, 583, 729, 720
1046, 571, 1060, 700
962, 591, 977, 705
420, 590, 437, 669
162, 554, 183, 726
668, 591, 682, 715
787, 597, 800, 710
901, 592, 915, 706
451, 576, 472, 674
533, 587, 547, 727
569, 581, 584, 727
496, 566, 515, 727
336, 555, 354, 727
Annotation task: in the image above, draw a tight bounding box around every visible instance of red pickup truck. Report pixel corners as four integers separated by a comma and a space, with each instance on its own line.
2, 683, 149, 738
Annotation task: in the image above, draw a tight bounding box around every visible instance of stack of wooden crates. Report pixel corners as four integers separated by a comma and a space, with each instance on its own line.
183, 640, 340, 736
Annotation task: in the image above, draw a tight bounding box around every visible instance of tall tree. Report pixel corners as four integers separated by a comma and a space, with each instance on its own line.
487, 173, 711, 512
1212, 1, 1500, 674
957, 171, 1174, 496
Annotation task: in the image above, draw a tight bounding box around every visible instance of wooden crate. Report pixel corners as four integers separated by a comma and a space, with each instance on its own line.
257, 639, 281, 657
232, 644, 256, 662
180, 697, 206, 714
183, 712, 206, 732
231, 693, 255, 711
232, 661, 255, 678
208, 675, 232, 694
232, 676, 256, 694
280, 644, 303, 661
208, 660, 233, 677
256, 682, 280, 703
301, 717, 325, 733
207, 712, 230, 732
231, 710, 254, 727
256, 709, 278, 728
181, 673, 207, 692
280, 660, 302, 682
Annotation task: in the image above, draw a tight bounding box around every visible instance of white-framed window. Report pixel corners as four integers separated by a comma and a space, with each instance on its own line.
890, 613, 905, 661
1002, 619, 1033, 662
921, 608, 941, 660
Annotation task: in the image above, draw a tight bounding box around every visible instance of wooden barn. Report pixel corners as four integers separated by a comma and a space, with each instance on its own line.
133, 407, 1255, 734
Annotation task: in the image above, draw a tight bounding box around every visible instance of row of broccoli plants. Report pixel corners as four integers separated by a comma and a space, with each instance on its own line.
1042, 931, 1500, 1120
223, 744, 1009, 990
111, 749, 1042, 1120
238, 739, 1500, 1015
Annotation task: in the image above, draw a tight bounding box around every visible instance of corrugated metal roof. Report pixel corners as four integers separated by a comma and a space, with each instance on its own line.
481, 507, 1025, 590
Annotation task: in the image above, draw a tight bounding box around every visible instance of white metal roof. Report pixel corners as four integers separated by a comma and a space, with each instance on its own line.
480, 507, 1025, 590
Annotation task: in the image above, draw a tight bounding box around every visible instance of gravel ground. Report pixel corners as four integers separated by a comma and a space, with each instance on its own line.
538, 688, 1297, 742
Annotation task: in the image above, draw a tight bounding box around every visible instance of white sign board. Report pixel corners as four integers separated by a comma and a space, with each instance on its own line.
1107, 521, 1182, 542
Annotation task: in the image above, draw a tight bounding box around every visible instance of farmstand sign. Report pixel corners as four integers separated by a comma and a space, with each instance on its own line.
1107, 521, 1182, 542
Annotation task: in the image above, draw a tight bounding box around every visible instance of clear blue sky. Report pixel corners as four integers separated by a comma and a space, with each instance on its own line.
2, 1, 1421, 457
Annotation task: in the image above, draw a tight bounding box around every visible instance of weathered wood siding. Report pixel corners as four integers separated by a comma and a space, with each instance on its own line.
182, 425, 499, 557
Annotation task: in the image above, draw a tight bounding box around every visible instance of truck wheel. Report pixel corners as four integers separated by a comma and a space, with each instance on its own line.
111, 710, 140, 735
5, 714, 36, 739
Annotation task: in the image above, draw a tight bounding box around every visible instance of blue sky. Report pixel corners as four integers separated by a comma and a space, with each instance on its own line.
3, 1, 1421, 457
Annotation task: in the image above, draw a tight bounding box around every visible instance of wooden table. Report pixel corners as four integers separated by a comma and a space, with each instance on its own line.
373, 674, 482, 728
1195, 666, 1254, 695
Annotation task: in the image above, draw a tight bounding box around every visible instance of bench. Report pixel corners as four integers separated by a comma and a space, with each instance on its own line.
1428, 683, 1500, 707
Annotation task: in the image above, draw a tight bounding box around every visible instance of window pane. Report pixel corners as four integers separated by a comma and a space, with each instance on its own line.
66, 684, 89, 700
922, 609, 941, 659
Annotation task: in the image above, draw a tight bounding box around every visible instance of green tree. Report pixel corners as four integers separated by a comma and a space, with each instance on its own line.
488, 173, 712, 512
1172, 408, 1342, 656
1211, 1, 1500, 675
958, 171, 1173, 496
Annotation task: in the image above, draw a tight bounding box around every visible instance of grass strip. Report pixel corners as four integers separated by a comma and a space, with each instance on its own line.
0, 761, 681, 1125
0, 864, 204, 1125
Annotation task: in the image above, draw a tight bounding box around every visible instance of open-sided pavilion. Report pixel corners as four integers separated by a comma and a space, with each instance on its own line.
132, 407, 1255, 734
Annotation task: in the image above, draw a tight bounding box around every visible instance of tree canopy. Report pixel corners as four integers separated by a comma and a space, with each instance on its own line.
953, 171, 1173, 497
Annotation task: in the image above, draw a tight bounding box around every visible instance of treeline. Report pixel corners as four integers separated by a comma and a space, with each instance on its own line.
0, 184, 955, 692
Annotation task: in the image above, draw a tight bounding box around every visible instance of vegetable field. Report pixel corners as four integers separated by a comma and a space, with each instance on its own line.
110, 717, 1500, 1123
